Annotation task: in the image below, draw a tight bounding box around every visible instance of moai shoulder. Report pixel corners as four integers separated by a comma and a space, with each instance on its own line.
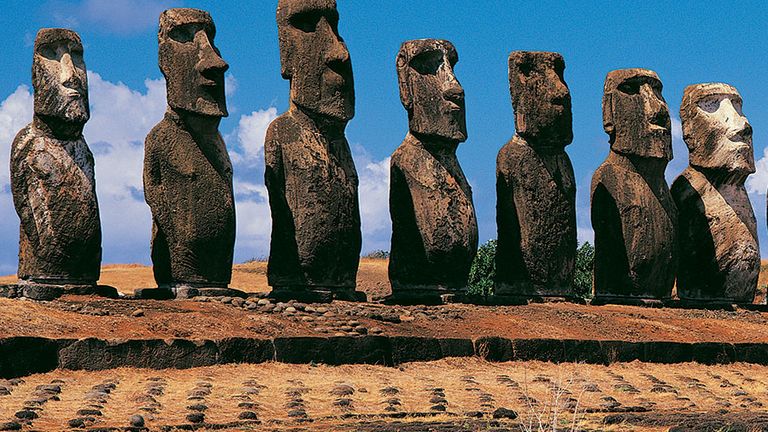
265, 0, 363, 303
672, 83, 759, 303
590, 68, 677, 303
387, 38, 478, 304
495, 51, 577, 299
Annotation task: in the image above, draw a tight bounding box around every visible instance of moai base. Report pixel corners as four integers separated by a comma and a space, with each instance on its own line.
386, 39, 478, 305
6, 28, 116, 301
495, 51, 577, 302
265, 0, 364, 303
139, 8, 244, 300
671, 83, 759, 305
590, 69, 677, 306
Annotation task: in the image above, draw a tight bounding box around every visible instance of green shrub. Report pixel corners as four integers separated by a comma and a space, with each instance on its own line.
573, 241, 594, 299
468, 239, 497, 296
363, 250, 390, 259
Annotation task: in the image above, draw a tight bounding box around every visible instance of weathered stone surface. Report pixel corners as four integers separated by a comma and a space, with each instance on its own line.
495, 51, 576, 297
266, 0, 362, 301
591, 69, 677, 300
388, 39, 478, 302
11, 28, 102, 289
671, 83, 759, 303
144, 9, 236, 293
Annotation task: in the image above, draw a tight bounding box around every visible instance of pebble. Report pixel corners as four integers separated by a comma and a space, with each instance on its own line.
0, 386, 10, 396
257, 299, 270, 306
0, 422, 21, 431
238, 411, 258, 420
186, 412, 205, 423
128, 414, 145, 427
67, 418, 85, 428
285, 306, 297, 313
492, 407, 518, 419
238, 402, 258, 409
287, 409, 307, 418
220, 296, 233, 304
76, 409, 102, 416
354, 326, 368, 334
14, 410, 38, 420
187, 404, 207, 412
330, 384, 355, 396
232, 298, 245, 307
369, 327, 384, 335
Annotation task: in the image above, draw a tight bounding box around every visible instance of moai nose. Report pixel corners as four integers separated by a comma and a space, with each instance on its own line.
196, 32, 229, 75
59, 52, 77, 87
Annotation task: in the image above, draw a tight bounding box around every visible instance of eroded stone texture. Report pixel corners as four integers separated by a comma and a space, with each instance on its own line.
10, 28, 101, 288
590, 69, 677, 300
671, 83, 759, 303
143, 9, 236, 293
495, 51, 576, 297
388, 39, 478, 302
265, 0, 362, 301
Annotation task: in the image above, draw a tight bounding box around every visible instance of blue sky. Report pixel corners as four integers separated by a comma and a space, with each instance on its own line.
0, 0, 767, 273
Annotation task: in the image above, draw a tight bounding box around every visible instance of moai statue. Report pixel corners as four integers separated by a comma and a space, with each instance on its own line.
672, 83, 759, 303
265, 0, 363, 302
142, 8, 240, 299
387, 39, 478, 304
495, 51, 577, 299
590, 69, 678, 303
9, 28, 112, 300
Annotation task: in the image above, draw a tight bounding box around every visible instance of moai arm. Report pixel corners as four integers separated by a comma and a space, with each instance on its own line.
143, 130, 174, 242
591, 175, 631, 292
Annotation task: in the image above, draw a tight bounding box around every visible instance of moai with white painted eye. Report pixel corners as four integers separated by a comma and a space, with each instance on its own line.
387, 39, 478, 304
672, 83, 759, 303
591, 68, 678, 303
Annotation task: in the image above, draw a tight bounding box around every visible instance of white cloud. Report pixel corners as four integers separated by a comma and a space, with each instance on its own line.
0, 85, 34, 188
664, 116, 689, 183
352, 145, 391, 254
229, 108, 278, 166
747, 146, 768, 196
45, 0, 181, 35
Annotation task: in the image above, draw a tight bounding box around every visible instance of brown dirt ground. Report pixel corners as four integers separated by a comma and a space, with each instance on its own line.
1, 258, 767, 343
1, 359, 767, 431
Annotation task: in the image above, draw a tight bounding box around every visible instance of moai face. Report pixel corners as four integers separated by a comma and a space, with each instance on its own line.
397, 39, 467, 143
508, 51, 572, 150
603, 69, 672, 159
33, 29, 89, 124
277, 0, 354, 122
681, 83, 754, 175
159, 8, 229, 117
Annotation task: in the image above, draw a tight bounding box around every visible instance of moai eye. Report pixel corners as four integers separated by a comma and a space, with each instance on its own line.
289, 11, 322, 33
37, 44, 57, 60
617, 80, 640, 95
698, 96, 723, 114
169, 23, 198, 43
410, 50, 443, 76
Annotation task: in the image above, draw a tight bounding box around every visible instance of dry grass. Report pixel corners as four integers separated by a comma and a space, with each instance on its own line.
2, 359, 766, 431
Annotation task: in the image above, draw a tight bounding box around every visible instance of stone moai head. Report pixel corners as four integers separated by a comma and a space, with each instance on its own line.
33, 28, 89, 126
602, 69, 672, 160
680, 83, 754, 176
397, 39, 467, 143
277, 0, 354, 122
508, 51, 572, 150
159, 8, 229, 117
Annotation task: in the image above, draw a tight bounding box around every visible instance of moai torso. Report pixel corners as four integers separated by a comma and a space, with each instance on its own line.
671, 83, 759, 302
143, 8, 235, 288
388, 39, 478, 298
266, 0, 361, 297
496, 51, 577, 297
144, 112, 235, 286
11, 28, 101, 285
591, 69, 678, 300
265, 110, 361, 290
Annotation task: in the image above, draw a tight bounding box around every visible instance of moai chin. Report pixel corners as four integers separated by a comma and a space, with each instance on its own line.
265, 0, 363, 302
387, 39, 478, 304
590, 68, 678, 302
495, 51, 577, 299
9, 28, 106, 299
142, 8, 240, 298
672, 83, 759, 303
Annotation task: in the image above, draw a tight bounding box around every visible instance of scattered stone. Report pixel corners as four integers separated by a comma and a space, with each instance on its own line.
430, 404, 447, 412
492, 407, 518, 419
131, 309, 145, 318
185, 412, 205, 424
0, 422, 21, 431
67, 418, 85, 428
128, 414, 145, 428
187, 404, 207, 412
76, 409, 102, 416
287, 409, 307, 418
238, 402, 258, 409
238, 411, 258, 420
14, 410, 38, 420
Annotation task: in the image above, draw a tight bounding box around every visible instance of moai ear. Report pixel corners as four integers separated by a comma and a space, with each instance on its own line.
396, 49, 413, 111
